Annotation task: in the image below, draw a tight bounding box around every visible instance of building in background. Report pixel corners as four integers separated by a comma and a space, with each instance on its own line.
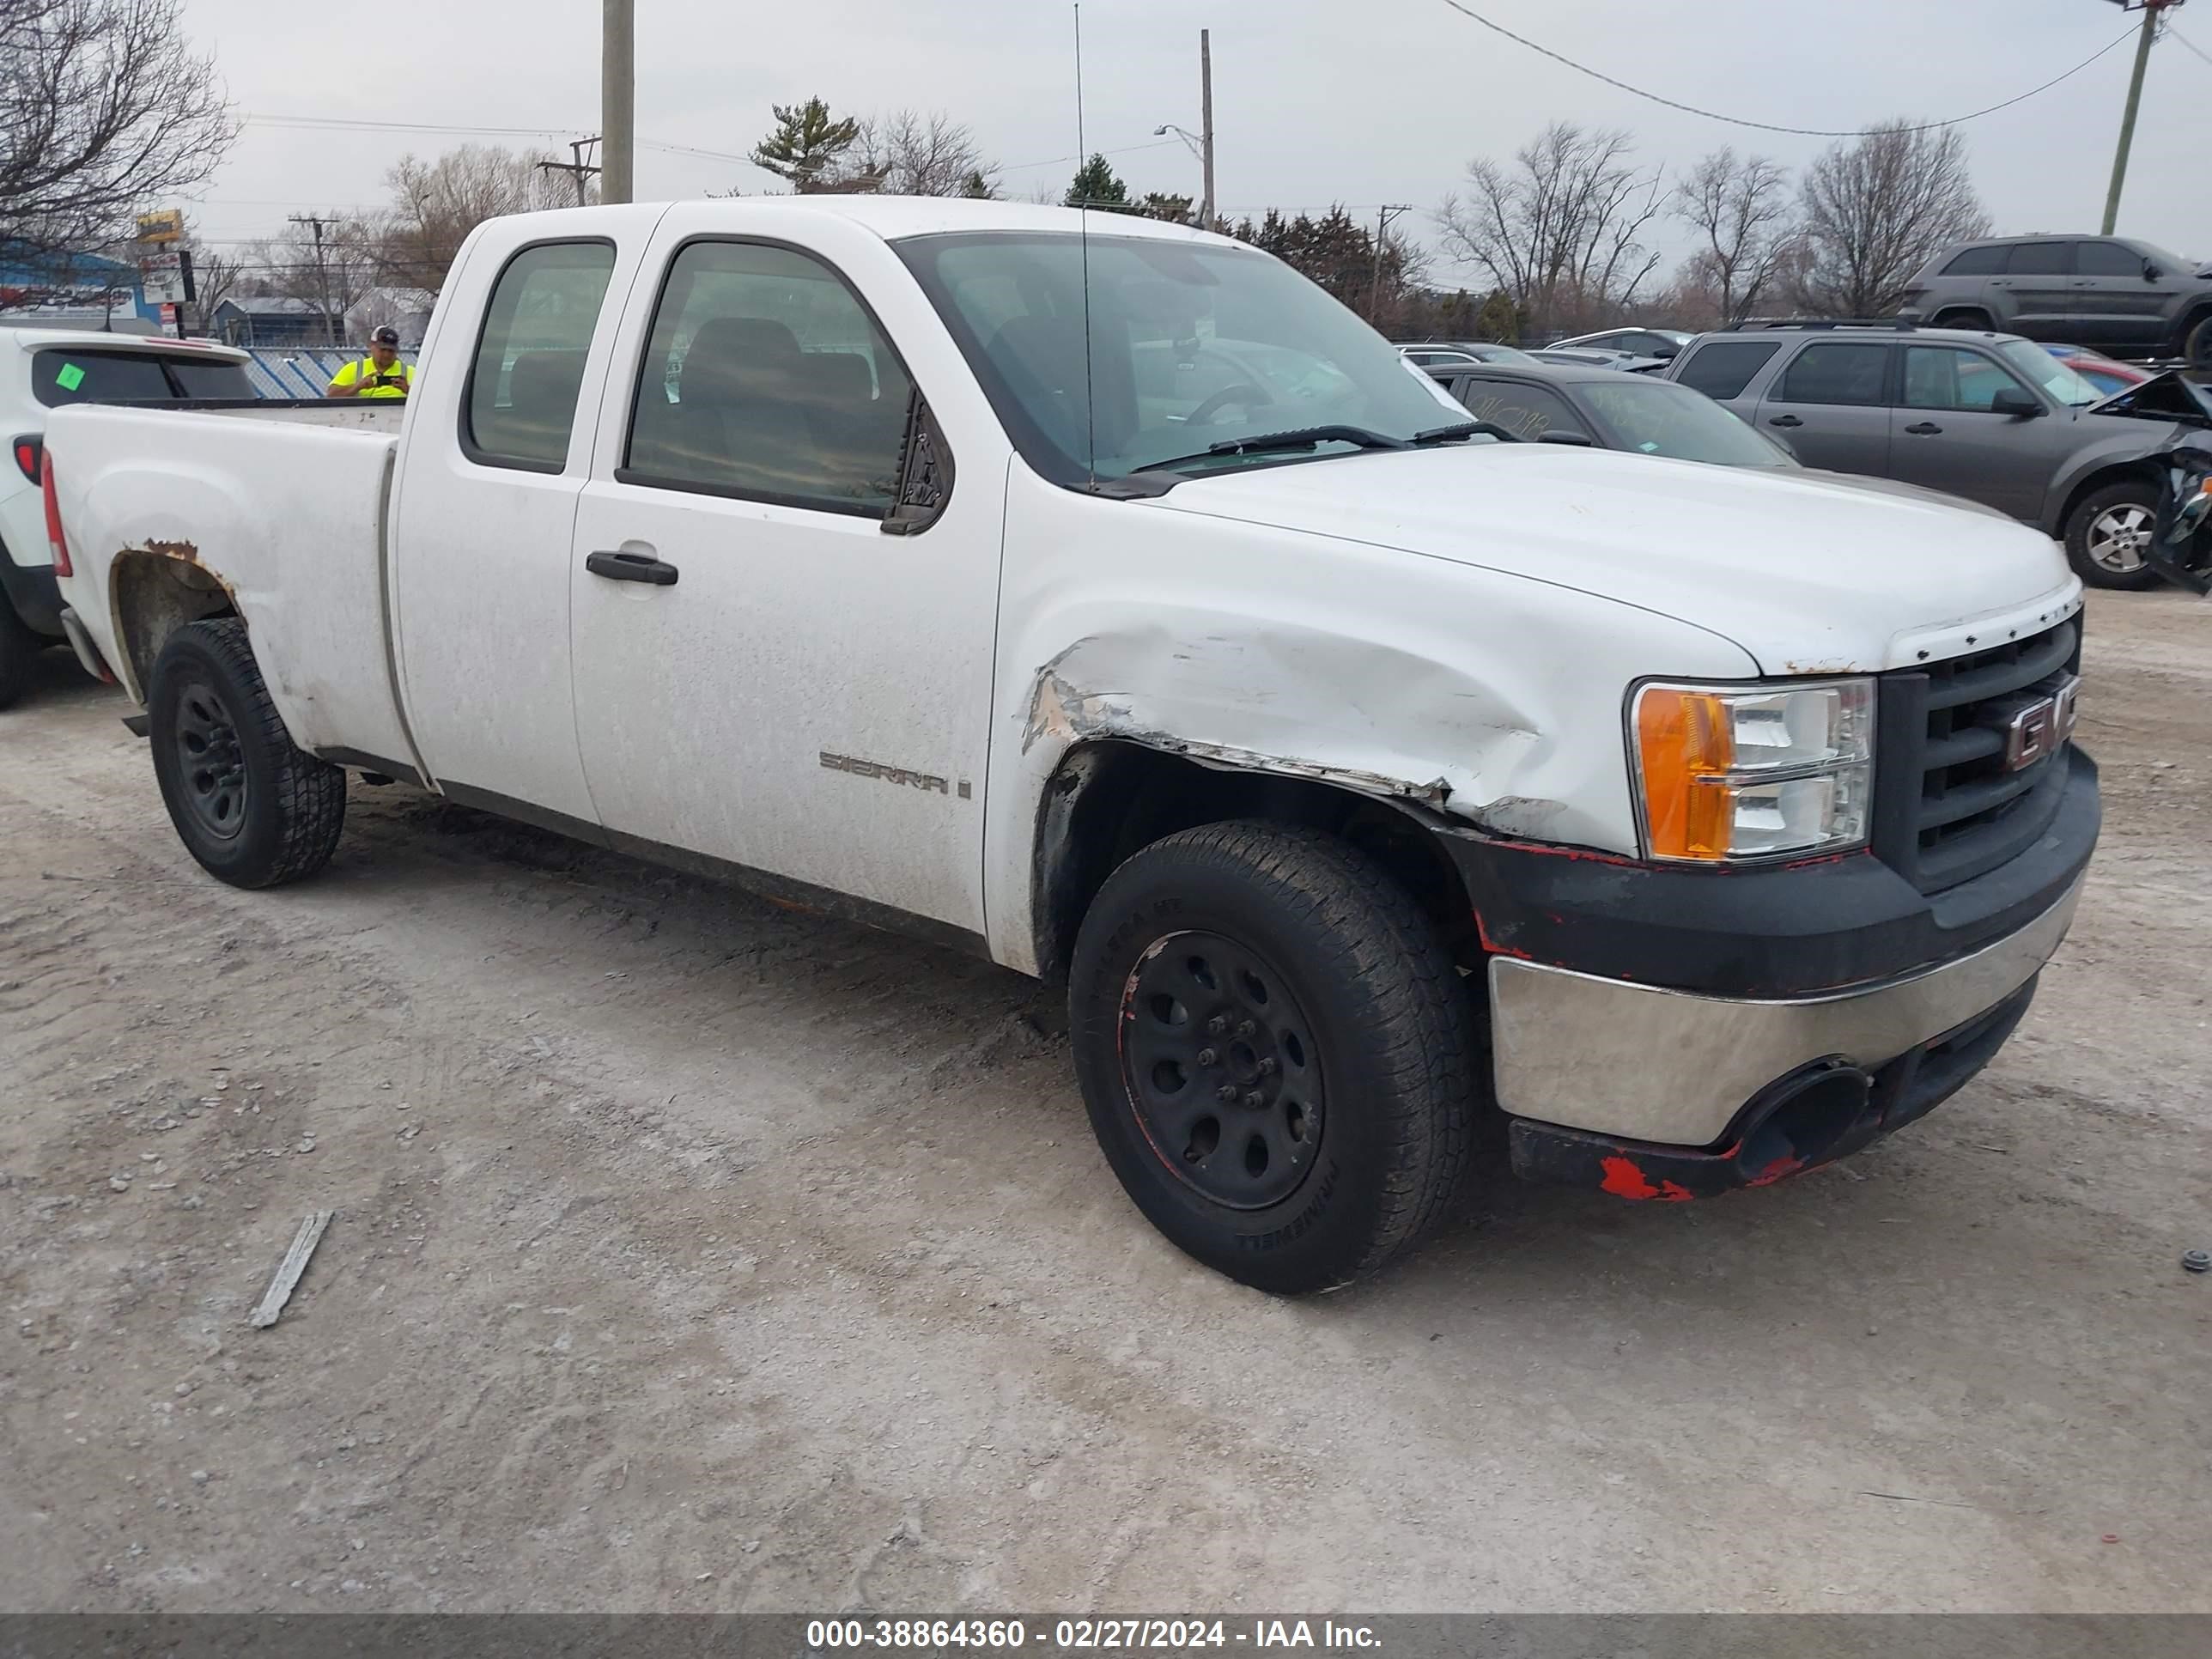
0, 243, 153, 328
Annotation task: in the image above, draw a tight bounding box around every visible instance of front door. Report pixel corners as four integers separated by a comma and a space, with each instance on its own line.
2070, 239, 2179, 352
1889, 343, 2064, 520
566, 221, 1002, 937
1759, 340, 1894, 477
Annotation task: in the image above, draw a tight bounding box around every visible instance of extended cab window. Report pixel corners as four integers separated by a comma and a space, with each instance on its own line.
623, 240, 915, 517
33, 349, 251, 406
1776, 343, 1889, 406
464, 240, 617, 471
1673, 339, 1779, 400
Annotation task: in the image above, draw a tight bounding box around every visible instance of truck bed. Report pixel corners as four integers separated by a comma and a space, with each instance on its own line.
45, 401, 418, 770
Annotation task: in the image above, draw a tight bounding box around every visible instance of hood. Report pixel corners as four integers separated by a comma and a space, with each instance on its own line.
1145, 442, 2078, 675
1797, 468, 2015, 522
2087, 370, 2212, 428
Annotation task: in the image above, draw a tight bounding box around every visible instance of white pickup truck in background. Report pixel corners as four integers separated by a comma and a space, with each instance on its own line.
45, 199, 2100, 1291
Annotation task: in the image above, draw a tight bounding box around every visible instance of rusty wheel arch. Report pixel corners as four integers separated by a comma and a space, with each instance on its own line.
107, 545, 238, 704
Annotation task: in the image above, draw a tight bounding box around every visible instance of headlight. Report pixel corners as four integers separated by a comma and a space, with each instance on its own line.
1632, 679, 1875, 862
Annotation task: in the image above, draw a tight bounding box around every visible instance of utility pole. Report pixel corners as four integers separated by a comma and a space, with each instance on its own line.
602, 0, 635, 204
538, 137, 604, 206
1370, 204, 1412, 325
288, 213, 337, 346
1199, 29, 1216, 232
2101, 0, 2181, 235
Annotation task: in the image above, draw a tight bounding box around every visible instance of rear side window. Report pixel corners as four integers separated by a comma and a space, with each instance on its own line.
1673, 339, 1779, 400
2075, 240, 2143, 277
2004, 241, 2073, 276
464, 240, 617, 471
32, 349, 248, 406
1941, 246, 2008, 276
623, 240, 915, 517
1776, 343, 1890, 407
1450, 378, 1586, 441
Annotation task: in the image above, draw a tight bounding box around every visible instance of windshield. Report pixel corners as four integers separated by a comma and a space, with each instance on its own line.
1577, 379, 1797, 469
1997, 339, 2101, 407
894, 232, 1490, 484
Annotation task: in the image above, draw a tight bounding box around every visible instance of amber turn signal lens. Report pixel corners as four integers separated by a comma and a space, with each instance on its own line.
1635, 688, 1735, 860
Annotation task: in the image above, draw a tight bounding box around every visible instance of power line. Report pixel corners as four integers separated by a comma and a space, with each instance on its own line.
2170, 23, 2212, 67
1435, 1, 2142, 137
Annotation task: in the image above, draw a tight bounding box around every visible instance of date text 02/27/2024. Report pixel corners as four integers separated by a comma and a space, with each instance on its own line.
805, 1621, 1383, 1651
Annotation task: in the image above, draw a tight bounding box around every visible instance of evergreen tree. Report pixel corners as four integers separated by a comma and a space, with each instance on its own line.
1064, 154, 1133, 212
750, 98, 863, 193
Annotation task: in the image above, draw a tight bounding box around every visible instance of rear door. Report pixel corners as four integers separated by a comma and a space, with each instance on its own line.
1756, 340, 1894, 477
2070, 239, 2177, 351
1990, 240, 2075, 338
1888, 343, 2062, 520
390, 220, 650, 819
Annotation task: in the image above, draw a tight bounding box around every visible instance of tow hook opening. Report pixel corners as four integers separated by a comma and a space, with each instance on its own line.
1730, 1060, 1874, 1182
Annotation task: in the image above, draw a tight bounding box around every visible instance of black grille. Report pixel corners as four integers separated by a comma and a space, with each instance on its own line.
1872, 620, 2081, 893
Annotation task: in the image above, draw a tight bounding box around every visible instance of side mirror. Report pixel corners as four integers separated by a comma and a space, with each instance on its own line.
2143, 260, 2163, 282
1651, 343, 1681, 360
1989, 387, 2044, 420
1536, 429, 1595, 447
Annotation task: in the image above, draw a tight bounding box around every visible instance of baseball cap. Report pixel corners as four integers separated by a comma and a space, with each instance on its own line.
370, 325, 401, 346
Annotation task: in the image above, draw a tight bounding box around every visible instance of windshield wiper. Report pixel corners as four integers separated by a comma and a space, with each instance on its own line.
1206, 423, 1410, 457
1413, 419, 1516, 444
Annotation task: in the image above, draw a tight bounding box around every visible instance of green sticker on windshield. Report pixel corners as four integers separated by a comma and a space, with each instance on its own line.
55, 362, 85, 392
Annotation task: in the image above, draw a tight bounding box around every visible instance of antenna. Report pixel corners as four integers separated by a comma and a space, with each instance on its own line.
1074, 1, 1097, 490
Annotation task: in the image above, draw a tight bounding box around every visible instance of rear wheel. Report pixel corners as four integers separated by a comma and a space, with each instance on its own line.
1931, 308, 1995, 333
2182, 310, 2212, 370
0, 596, 40, 711
148, 618, 347, 886
1068, 821, 1482, 1294
2063, 480, 2164, 591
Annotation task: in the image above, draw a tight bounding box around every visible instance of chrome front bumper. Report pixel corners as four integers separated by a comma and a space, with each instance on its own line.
1488, 877, 2084, 1146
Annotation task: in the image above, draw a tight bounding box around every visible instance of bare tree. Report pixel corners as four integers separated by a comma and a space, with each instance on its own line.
370, 145, 584, 293
852, 110, 999, 198
1671, 148, 1796, 325
241, 215, 376, 343
1794, 121, 1990, 319
0, 0, 237, 258
1436, 123, 1666, 337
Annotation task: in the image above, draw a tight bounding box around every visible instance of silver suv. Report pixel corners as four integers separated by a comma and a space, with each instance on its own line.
1666, 322, 2198, 588
1899, 234, 2212, 366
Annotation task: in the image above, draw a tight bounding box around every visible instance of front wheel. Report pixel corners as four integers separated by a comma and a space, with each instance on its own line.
148, 618, 347, 887
2063, 481, 2163, 591
1069, 821, 1482, 1294
2179, 311, 2212, 370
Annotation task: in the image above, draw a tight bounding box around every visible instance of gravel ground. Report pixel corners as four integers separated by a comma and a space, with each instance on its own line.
0, 591, 2206, 1613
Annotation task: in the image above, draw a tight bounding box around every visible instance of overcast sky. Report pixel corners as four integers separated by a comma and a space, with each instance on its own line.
176, 0, 2212, 276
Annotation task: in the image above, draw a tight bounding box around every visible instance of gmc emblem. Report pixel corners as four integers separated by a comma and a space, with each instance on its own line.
2002, 676, 2081, 772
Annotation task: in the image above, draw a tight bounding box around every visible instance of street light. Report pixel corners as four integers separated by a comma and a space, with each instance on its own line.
1154, 123, 1204, 159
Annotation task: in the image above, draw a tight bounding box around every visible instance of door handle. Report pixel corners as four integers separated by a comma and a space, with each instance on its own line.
1767, 415, 1803, 428
586, 550, 679, 586
1904, 422, 1943, 435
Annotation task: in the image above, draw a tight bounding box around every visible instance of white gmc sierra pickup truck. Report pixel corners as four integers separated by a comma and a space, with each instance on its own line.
44, 199, 2100, 1292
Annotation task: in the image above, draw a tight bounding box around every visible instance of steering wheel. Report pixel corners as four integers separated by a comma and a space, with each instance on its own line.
1185, 382, 1273, 426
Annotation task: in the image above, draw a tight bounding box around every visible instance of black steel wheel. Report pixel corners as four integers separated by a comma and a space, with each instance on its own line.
148, 618, 347, 888
1119, 930, 1326, 1212
1071, 820, 1483, 1294
171, 677, 250, 842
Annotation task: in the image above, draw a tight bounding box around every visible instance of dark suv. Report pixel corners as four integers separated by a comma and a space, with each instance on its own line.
1666, 322, 2199, 587
1900, 235, 2212, 365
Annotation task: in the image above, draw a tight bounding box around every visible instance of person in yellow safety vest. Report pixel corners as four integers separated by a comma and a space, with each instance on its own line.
327, 325, 414, 398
